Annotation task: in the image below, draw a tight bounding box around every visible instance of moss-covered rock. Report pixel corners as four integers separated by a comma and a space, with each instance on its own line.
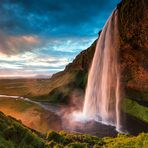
122, 98, 148, 123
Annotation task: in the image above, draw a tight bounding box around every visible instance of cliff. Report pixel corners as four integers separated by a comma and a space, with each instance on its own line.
30, 0, 148, 123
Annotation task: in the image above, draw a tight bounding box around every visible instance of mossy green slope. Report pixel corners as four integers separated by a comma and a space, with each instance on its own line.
0, 111, 45, 148
122, 98, 148, 123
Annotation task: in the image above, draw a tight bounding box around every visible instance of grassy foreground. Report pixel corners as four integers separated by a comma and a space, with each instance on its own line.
0, 111, 148, 148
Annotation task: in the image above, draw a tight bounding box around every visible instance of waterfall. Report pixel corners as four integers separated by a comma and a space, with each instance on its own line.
83, 10, 122, 131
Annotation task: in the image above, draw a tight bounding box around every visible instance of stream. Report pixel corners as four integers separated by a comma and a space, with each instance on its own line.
0, 94, 147, 137
0, 94, 61, 115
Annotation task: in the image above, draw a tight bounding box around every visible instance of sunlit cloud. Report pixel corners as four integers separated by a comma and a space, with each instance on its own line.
0, 36, 95, 77
0, 0, 120, 77
0, 63, 22, 69
0, 31, 41, 55
0, 51, 68, 78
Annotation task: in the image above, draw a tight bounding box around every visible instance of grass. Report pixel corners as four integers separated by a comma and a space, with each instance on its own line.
0, 71, 82, 103
0, 98, 57, 133
32, 70, 86, 104
122, 98, 148, 123
101, 133, 148, 148
0, 98, 35, 112
45, 131, 148, 148
0, 111, 45, 148
0, 111, 148, 147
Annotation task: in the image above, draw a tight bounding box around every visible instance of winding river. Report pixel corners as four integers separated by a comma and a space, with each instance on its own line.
0, 94, 61, 114
0, 94, 147, 137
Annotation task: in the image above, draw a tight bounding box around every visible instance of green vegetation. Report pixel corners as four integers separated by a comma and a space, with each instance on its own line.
0, 98, 59, 133
0, 111, 147, 148
0, 111, 45, 148
33, 70, 86, 104
0, 79, 49, 97
122, 98, 148, 123
0, 98, 37, 112
100, 133, 148, 148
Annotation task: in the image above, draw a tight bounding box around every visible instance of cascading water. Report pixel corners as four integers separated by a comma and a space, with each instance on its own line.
83, 10, 122, 131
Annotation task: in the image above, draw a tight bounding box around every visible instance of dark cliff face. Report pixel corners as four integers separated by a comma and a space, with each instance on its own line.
118, 0, 148, 102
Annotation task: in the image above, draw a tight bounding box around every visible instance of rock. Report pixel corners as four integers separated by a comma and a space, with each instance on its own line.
36, 0, 148, 106
118, 0, 148, 102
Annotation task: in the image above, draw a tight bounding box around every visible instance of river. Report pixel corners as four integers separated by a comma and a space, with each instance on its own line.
0, 94, 147, 137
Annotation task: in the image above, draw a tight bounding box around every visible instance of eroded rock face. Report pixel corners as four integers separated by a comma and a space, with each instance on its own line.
118, 0, 148, 101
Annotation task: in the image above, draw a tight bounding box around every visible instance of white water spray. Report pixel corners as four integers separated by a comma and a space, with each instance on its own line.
83, 10, 122, 131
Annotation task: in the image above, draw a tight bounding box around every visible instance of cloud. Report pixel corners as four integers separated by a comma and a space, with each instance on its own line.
0, 0, 121, 77
0, 51, 70, 77
0, 31, 41, 55
0, 0, 120, 37
0, 36, 94, 76
0, 30, 95, 56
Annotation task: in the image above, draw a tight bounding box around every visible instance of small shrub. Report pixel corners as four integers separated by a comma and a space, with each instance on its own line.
59, 130, 67, 136
46, 131, 65, 143
54, 144, 64, 148
66, 142, 88, 148
47, 140, 57, 147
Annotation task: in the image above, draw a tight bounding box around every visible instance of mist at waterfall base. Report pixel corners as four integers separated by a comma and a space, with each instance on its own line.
67, 9, 125, 134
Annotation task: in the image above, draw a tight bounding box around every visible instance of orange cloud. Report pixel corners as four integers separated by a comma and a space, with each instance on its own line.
0, 31, 40, 55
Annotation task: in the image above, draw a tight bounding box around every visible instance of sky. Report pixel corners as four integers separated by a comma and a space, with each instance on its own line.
0, 0, 120, 78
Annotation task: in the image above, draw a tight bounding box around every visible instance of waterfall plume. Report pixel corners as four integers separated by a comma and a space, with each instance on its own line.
83, 10, 122, 131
